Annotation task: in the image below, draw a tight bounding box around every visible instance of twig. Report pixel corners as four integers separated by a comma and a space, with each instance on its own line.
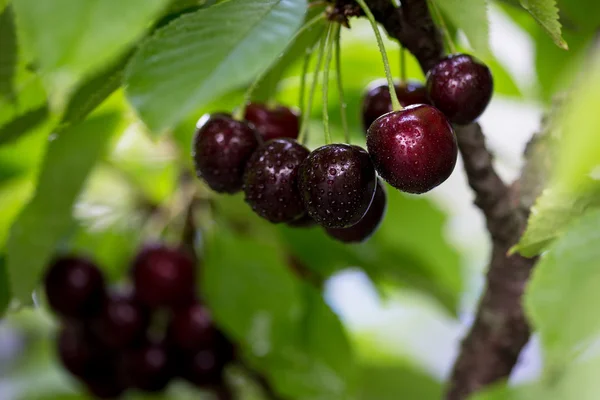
330, 1, 540, 398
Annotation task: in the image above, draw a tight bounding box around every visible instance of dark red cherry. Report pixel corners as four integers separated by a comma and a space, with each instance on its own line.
243, 138, 310, 223
90, 290, 150, 349
178, 332, 234, 387
193, 113, 260, 193
168, 302, 215, 351
367, 104, 457, 194
325, 179, 387, 243
131, 244, 195, 309
244, 102, 300, 141
362, 80, 429, 131
298, 144, 377, 229
44, 256, 106, 319
57, 323, 114, 378
120, 340, 174, 392
83, 374, 127, 399
426, 54, 493, 124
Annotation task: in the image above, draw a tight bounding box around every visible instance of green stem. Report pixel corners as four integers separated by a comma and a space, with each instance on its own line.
334, 25, 349, 144
299, 26, 328, 145
322, 24, 335, 145
354, 0, 402, 111
234, 13, 326, 121
298, 49, 311, 133
428, 0, 457, 54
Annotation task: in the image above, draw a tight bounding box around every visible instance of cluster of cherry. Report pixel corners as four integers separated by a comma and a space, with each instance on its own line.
44, 245, 234, 398
193, 53, 493, 243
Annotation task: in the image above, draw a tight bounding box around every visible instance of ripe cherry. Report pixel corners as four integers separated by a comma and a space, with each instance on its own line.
83, 374, 127, 399
325, 179, 387, 243
193, 113, 260, 193
362, 80, 429, 131
57, 323, 114, 379
90, 290, 150, 349
131, 244, 195, 309
168, 302, 215, 351
44, 256, 106, 319
178, 332, 234, 387
121, 340, 174, 392
244, 102, 300, 141
243, 138, 310, 223
298, 144, 377, 229
367, 104, 457, 194
426, 54, 493, 124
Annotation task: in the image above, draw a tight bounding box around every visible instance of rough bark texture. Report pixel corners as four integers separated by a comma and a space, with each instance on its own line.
330, 0, 539, 398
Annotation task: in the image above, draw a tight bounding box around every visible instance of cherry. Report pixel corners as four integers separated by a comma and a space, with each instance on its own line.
168, 302, 216, 351
121, 340, 174, 392
131, 244, 195, 309
44, 256, 106, 319
244, 102, 300, 141
84, 374, 127, 399
367, 104, 457, 194
90, 290, 150, 350
193, 113, 260, 193
57, 323, 114, 379
426, 54, 493, 124
325, 179, 387, 243
298, 144, 377, 229
362, 80, 429, 131
178, 332, 234, 387
243, 138, 310, 223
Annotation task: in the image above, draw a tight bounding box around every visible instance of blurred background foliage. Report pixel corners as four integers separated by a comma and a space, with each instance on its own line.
1, 0, 600, 399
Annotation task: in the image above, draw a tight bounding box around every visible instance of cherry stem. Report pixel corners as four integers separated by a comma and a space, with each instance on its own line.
334, 25, 349, 144
322, 23, 335, 145
428, 0, 457, 54
400, 46, 407, 83
298, 48, 311, 138
299, 27, 328, 145
234, 13, 326, 121
354, 0, 402, 111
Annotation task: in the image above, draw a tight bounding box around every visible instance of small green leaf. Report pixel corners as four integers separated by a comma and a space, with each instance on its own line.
12, 0, 169, 109
519, 0, 568, 49
125, 0, 308, 133
6, 112, 122, 304
431, 0, 490, 56
525, 209, 600, 369
0, 105, 49, 146
0, 5, 17, 101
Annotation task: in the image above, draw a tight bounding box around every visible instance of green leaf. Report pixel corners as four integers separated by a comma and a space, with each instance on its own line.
203, 228, 302, 355
60, 54, 129, 127
357, 363, 442, 400
125, 0, 308, 133
519, 0, 568, 49
12, 0, 169, 109
0, 5, 17, 101
280, 184, 463, 315
0, 105, 49, 146
6, 112, 122, 304
431, 0, 490, 56
525, 209, 600, 369
512, 187, 600, 257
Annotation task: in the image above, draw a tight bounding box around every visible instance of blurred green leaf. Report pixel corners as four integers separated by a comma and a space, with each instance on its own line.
125, 0, 308, 133
519, 0, 567, 49
558, 0, 600, 31
471, 382, 543, 400
6, 112, 122, 304
281, 185, 462, 315
0, 105, 49, 146
0, 5, 17, 101
0, 256, 9, 316
357, 363, 442, 400
525, 209, 600, 369
12, 0, 168, 109
431, 0, 490, 56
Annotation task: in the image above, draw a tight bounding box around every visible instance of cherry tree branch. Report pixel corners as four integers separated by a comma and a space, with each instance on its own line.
329, 0, 539, 398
